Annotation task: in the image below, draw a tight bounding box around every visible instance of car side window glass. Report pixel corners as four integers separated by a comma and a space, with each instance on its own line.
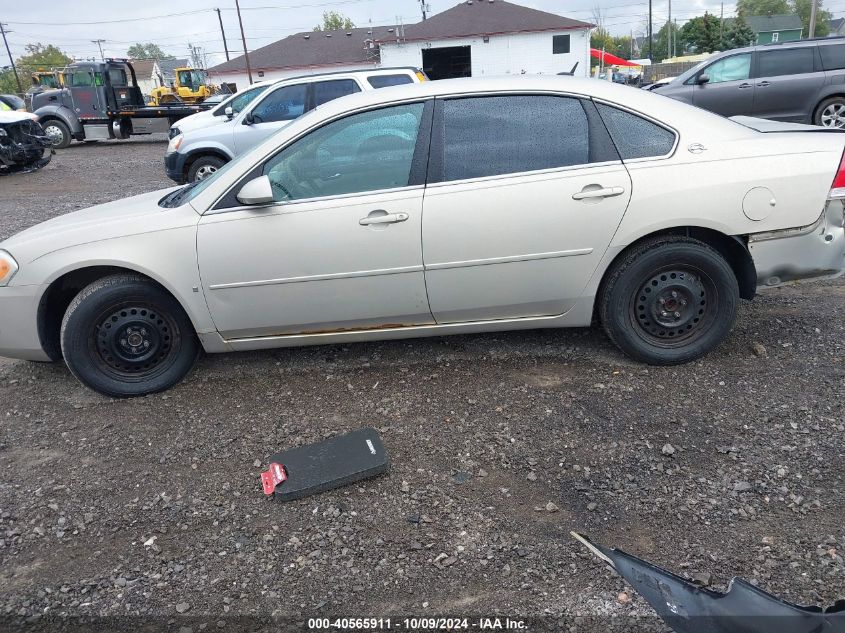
251, 84, 308, 124
757, 48, 814, 77
227, 87, 262, 114
596, 103, 675, 160
439, 95, 591, 181
367, 74, 414, 88
819, 43, 845, 70
262, 102, 425, 202
70, 72, 94, 87
313, 79, 361, 107
703, 54, 751, 83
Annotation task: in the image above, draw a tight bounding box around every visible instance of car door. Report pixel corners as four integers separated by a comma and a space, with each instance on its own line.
751, 46, 822, 122
691, 52, 754, 116
197, 100, 434, 339
421, 94, 632, 323
232, 82, 309, 154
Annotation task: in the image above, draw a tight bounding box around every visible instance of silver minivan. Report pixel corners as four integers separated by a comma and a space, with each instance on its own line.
165, 67, 426, 183
656, 38, 845, 127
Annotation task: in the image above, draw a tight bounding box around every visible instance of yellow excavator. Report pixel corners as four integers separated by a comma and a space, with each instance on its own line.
149, 67, 220, 105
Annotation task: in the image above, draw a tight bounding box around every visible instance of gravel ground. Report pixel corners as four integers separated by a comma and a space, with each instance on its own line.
0, 138, 844, 632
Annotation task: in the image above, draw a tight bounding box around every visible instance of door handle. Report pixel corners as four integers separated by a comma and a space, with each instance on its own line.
572, 186, 625, 201
359, 212, 409, 226
756, 81, 771, 87
738, 83, 753, 89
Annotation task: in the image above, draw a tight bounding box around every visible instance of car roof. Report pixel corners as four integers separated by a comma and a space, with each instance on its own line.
308, 74, 732, 127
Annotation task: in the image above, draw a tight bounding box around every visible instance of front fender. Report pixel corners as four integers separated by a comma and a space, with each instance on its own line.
33, 104, 82, 136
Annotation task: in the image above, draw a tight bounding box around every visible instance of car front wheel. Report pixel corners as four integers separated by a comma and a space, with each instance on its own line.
599, 236, 739, 365
60, 274, 199, 397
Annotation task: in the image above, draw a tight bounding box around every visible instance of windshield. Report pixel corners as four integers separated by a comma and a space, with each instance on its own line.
178, 70, 207, 88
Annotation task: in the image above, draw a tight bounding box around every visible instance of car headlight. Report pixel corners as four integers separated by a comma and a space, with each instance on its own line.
166, 133, 183, 154
0, 250, 19, 287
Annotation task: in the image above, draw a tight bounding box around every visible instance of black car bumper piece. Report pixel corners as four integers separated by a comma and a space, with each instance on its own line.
164, 151, 187, 184
573, 532, 845, 633
0, 119, 53, 174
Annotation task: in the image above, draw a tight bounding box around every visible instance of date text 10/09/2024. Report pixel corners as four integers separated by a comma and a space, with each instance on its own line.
307, 617, 528, 630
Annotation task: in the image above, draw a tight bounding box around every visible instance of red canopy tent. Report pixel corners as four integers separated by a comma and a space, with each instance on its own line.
590, 48, 639, 67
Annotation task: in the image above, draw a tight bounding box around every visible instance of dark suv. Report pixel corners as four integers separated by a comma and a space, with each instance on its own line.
656, 37, 845, 127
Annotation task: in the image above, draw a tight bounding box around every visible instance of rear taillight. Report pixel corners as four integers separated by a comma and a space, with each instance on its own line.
830, 149, 845, 198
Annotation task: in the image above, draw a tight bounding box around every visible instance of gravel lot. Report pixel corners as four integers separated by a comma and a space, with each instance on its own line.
1, 138, 844, 631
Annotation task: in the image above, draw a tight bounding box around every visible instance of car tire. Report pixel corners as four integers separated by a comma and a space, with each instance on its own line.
41, 119, 71, 149
60, 274, 199, 397
188, 155, 226, 183
599, 236, 739, 365
815, 96, 845, 128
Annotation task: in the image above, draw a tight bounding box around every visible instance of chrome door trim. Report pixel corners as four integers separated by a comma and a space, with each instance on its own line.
208, 264, 424, 290
425, 248, 593, 271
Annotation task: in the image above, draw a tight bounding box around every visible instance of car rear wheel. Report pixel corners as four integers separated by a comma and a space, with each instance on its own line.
599, 236, 739, 365
60, 274, 199, 397
815, 97, 845, 128
42, 119, 71, 149
188, 155, 226, 183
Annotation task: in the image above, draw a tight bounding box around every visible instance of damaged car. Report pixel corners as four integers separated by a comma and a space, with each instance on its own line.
0, 76, 844, 397
0, 110, 52, 175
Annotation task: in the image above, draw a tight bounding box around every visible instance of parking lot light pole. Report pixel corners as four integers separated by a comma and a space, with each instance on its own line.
235, 0, 253, 85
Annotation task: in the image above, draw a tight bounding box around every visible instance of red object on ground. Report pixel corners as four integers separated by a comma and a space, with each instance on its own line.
261, 462, 288, 496
590, 48, 639, 67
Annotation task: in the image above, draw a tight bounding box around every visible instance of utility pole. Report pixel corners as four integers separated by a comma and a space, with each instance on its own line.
0, 22, 21, 93
234, 0, 253, 84
719, 3, 724, 44
648, 0, 653, 62
215, 8, 230, 61
92, 39, 105, 61
667, 0, 672, 60
419, 0, 427, 20
809, 0, 818, 37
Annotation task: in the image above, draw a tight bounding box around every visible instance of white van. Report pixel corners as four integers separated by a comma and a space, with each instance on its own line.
165, 67, 427, 183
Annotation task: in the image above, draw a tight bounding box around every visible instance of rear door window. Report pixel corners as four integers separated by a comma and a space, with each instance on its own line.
367, 74, 414, 88
701, 53, 751, 83
756, 47, 815, 77
312, 79, 361, 107
251, 83, 308, 123
595, 103, 676, 159
434, 95, 613, 182
819, 43, 845, 70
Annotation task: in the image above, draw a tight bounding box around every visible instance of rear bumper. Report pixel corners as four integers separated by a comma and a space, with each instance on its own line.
164, 151, 187, 184
0, 284, 51, 362
749, 199, 845, 288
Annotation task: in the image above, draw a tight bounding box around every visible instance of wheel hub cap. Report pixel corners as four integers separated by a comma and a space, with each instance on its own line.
822, 104, 845, 128
44, 125, 64, 144
636, 270, 707, 339
196, 165, 217, 179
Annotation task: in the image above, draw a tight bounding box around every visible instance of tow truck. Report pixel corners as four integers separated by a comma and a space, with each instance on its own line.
30, 59, 211, 149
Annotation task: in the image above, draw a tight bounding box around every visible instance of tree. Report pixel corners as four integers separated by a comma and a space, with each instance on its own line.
127, 43, 173, 60
793, 0, 831, 36
679, 13, 726, 53
724, 12, 756, 48
736, 0, 791, 16
314, 10, 355, 31
0, 43, 72, 94
641, 21, 682, 62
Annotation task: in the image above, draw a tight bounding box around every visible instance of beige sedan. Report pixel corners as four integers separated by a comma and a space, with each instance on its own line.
0, 76, 843, 396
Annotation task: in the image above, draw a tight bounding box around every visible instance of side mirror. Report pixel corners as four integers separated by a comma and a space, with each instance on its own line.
236, 175, 274, 206
243, 111, 254, 125
224, 106, 233, 119
697, 73, 710, 85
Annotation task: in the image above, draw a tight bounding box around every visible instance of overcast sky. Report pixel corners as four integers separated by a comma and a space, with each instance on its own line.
2, 0, 753, 66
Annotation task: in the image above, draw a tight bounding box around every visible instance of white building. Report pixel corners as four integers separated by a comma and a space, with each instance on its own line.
208, 0, 592, 90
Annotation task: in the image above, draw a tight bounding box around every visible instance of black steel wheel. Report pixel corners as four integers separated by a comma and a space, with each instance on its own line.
599, 236, 739, 365
61, 274, 199, 397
